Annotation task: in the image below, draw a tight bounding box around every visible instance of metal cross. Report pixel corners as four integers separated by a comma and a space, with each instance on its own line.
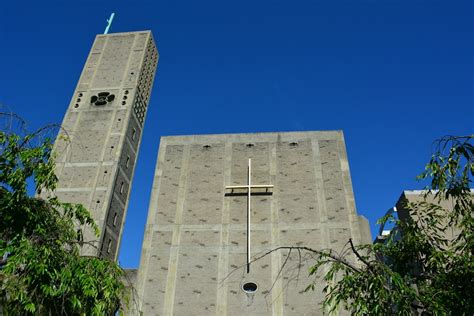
104, 13, 115, 34
225, 158, 273, 273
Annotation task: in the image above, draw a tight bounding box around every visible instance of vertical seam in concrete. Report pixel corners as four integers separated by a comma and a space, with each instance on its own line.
116, 31, 141, 162
97, 119, 126, 252
311, 140, 327, 223
74, 36, 97, 92
312, 140, 330, 248
96, 112, 121, 256
216, 142, 232, 315
338, 133, 356, 216
136, 139, 167, 312
65, 108, 97, 253
120, 33, 140, 88
87, 35, 107, 91
163, 145, 190, 315
337, 134, 361, 244
114, 33, 145, 259
269, 142, 283, 316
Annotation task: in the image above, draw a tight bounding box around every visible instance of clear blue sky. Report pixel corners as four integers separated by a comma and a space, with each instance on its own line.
1, 0, 472, 268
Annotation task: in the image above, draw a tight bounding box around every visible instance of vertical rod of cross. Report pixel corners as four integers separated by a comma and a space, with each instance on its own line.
225, 158, 273, 274
247, 158, 251, 273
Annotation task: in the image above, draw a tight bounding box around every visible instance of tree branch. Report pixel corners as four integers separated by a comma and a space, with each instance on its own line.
222, 245, 361, 284
349, 238, 374, 273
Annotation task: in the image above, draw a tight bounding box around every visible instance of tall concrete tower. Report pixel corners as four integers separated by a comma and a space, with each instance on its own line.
53, 31, 158, 260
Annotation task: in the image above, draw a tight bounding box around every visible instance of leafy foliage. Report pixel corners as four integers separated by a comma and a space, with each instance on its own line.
305, 135, 473, 315
0, 119, 125, 315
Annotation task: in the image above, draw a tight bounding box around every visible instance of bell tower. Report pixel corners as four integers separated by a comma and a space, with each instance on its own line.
53, 31, 158, 259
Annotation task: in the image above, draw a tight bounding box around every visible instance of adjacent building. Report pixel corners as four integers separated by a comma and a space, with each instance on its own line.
375, 190, 473, 244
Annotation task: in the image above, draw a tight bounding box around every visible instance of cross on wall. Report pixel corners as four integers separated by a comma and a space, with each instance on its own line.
225, 158, 273, 273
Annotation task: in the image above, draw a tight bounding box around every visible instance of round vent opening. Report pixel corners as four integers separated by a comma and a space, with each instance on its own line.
242, 282, 258, 293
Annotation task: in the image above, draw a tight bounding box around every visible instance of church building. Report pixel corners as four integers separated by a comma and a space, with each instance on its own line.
53, 30, 371, 315
134, 132, 371, 315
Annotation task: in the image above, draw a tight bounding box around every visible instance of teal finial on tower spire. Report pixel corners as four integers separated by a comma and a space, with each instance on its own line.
104, 13, 115, 34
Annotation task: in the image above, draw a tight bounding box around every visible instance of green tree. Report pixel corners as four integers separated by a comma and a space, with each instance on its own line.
0, 116, 125, 315
302, 135, 473, 315
248, 135, 473, 315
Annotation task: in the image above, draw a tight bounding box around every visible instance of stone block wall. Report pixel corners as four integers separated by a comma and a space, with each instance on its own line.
135, 131, 371, 315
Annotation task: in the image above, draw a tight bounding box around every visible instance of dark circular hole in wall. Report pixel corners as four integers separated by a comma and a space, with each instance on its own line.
242, 282, 258, 293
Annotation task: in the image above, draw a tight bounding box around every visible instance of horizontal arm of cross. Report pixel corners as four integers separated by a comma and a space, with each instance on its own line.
225, 184, 274, 189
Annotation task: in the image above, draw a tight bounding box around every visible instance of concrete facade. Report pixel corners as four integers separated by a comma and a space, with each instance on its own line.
52, 31, 158, 259
135, 131, 371, 315
395, 190, 472, 242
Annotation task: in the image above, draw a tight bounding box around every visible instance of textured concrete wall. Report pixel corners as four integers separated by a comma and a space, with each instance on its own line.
394, 190, 473, 243
52, 31, 158, 259
135, 131, 371, 315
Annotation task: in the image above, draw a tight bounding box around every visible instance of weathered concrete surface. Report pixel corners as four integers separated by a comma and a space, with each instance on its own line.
135, 131, 371, 315
52, 31, 158, 259
394, 190, 473, 243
